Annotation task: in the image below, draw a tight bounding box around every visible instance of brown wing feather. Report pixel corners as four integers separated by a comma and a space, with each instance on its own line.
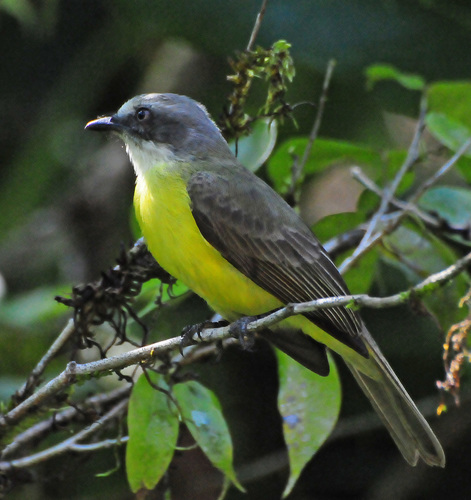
187, 167, 367, 357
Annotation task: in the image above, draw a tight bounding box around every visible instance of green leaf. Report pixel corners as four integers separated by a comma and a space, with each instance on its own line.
0, 286, 68, 327
173, 381, 244, 492
136, 278, 189, 319
356, 188, 380, 216
428, 81, 471, 130
453, 155, 471, 184
277, 350, 341, 497
382, 224, 468, 328
427, 82, 471, 155
268, 137, 381, 195
425, 112, 471, 156
229, 118, 277, 172
384, 149, 416, 193
126, 373, 179, 493
419, 186, 471, 228
313, 212, 365, 244
343, 248, 379, 295
365, 64, 425, 91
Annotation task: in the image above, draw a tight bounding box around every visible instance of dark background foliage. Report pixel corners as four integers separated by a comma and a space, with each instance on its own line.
1, 1, 471, 498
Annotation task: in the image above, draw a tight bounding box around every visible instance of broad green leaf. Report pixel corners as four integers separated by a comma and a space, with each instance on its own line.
268, 137, 381, 194
126, 373, 178, 493
382, 224, 468, 328
427, 82, 471, 155
229, 118, 278, 172
173, 380, 244, 492
356, 188, 380, 216
365, 64, 425, 91
277, 349, 341, 497
343, 248, 379, 295
453, 155, 471, 184
0, 0, 36, 27
313, 212, 365, 244
425, 112, 471, 156
0, 286, 68, 327
419, 186, 471, 228
428, 81, 471, 130
419, 186, 471, 247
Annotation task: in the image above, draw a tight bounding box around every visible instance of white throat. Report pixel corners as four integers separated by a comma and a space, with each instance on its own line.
124, 138, 177, 177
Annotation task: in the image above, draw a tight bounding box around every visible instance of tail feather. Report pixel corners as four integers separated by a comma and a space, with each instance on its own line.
346, 329, 445, 467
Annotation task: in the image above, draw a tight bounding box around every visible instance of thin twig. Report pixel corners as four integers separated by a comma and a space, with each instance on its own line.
289, 59, 336, 199
0, 399, 128, 471
340, 95, 428, 273
409, 136, 471, 204
246, 0, 269, 51
1, 385, 130, 460
15, 319, 76, 402
340, 134, 471, 274
68, 436, 128, 452
351, 166, 440, 228
2, 250, 470, 436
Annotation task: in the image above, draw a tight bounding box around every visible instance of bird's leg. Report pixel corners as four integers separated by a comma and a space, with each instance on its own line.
180, 320, 229, 353
229, 314, 267, 350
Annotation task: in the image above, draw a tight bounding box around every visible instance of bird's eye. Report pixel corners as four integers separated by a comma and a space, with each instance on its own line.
136, 108, 150, 121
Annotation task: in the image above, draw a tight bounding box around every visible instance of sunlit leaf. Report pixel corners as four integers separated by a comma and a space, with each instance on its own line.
126, 373, 178, 492
268, 137, 381, 194
425, 112, 471, 156
174, 380, 244, 492
428, 81, 471, 130
277, 349, 341, 497
229, 118, 277, 172
365, 64, 425, 91
426, 81, 471, 155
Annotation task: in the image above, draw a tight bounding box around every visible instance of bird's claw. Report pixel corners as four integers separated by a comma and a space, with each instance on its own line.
229, 316, 257, 350
180, 320, 229, 355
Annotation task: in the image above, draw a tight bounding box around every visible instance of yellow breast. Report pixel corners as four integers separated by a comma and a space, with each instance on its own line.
134, 167, 282, 320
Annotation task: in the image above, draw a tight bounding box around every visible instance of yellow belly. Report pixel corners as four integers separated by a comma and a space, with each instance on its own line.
134, 167, 374, 375
134, 169, 282, 320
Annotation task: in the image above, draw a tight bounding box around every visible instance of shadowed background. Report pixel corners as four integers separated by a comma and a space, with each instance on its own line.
1, 1, 470, 498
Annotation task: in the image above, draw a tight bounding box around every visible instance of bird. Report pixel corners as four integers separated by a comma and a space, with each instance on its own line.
86, 92, 445, 467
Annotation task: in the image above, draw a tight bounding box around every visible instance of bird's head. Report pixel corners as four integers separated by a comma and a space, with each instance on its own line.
86, 93, 233, 174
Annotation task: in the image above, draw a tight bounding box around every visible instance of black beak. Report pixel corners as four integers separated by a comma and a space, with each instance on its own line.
85, 115, 122, 132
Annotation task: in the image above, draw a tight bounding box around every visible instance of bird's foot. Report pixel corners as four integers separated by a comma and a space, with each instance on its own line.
180, 320, 229, 354
229, 315, 260, 350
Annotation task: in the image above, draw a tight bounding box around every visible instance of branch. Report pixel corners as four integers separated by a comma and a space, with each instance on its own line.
246, 0, 269, 51
68, 436, 128, 452
351, 166, 440, 228
14, 319, 76, 403
288, 59, 336, 203
340, 95, 428, 273
409, 136, 471, 204
340, 134, 471, 274
2, 250, 470, 437
0, 399, 128, 471
1, 385, 130, 460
